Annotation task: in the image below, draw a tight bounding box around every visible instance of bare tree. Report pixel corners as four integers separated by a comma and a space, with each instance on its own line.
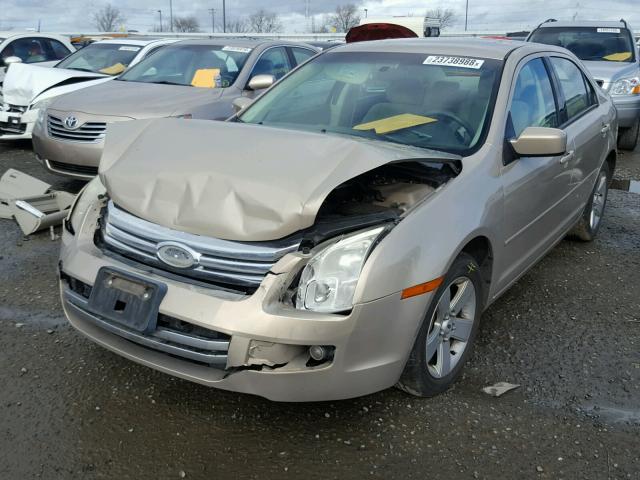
328, 4, 361, 33
311, 14, 331, 33
173, 15, 200, 33
426, 8, 457, 30
226, 18, 250, 33
93, 4, 126, 32
248, 9, 283, 33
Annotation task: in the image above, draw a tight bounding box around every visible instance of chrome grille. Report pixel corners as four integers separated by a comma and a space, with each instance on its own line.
101, 201, 301, 290
47, 115, 107, 143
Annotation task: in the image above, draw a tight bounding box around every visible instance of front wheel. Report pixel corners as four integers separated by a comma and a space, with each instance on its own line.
617, 117, 639, 151
568, 162, 610, 242
397, 253, 483, 397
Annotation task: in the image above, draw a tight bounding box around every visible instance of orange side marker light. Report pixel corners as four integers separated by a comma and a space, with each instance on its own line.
401, 276, 444, 300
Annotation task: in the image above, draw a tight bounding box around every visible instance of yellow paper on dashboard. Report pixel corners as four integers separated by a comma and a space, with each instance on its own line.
191, 68, 220, 88
603, 52, 632, 61
99, 63, 126, 75
353, 113, 437, 135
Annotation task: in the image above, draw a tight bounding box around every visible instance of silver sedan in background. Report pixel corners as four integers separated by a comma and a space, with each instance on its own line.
32, 39, 318, 178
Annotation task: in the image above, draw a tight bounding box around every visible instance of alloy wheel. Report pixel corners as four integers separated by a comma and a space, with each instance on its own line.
589, 171, 608, 231
425, 277, 477, 378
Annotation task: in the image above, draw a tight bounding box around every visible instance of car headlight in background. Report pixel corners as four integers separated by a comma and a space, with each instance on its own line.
295, 226, 386, 313
30, 97, 54, 111
610, 76, 640, 96
65, 177, 106, 235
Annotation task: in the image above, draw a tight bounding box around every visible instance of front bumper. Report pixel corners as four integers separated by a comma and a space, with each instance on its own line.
32, 120, 103, 178
0, 108, 37, 140
612, 95, 640, 128
59, 224, 431, 402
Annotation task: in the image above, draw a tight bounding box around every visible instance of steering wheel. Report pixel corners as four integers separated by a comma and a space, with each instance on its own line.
423, 111, 476, 145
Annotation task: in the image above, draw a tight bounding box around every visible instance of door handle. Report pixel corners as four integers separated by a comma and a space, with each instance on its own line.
601, 123, 610, 135
560, 150, 574, 165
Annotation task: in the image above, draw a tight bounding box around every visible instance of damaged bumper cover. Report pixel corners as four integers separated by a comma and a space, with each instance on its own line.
59, 242, 431, 401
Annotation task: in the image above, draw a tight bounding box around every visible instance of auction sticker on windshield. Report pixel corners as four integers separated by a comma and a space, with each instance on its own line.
222, 46, 252, 53
119, 46, 141, 51
597, 28, 621, 33
423, 56, 485, 69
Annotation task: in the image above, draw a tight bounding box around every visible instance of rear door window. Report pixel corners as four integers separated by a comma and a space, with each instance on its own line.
47, 39, 72, 60
550, 57, 595, 122
290, 47, 316, 66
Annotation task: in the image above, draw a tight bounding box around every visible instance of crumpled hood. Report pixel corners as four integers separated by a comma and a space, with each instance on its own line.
51, 80, 224, 118
100, 119, 459, 241
582, 60, 639, 87
3, 63, 107, 106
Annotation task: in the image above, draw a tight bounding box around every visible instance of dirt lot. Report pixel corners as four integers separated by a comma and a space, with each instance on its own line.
0, 141, 638, 480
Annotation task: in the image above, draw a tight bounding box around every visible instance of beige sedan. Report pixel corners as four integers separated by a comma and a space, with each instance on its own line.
58, 38, 616, 401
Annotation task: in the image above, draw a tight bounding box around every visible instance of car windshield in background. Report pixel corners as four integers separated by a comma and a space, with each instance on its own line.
117, 44, 252, 88
56, 43, 142, 75
240, 51, 501, 155
529, 26, 636, 62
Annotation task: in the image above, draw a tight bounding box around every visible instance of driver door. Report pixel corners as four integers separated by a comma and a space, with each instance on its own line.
497, 56, 574, 291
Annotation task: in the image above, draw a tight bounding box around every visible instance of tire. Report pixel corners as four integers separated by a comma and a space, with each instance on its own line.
568, 162, 610, 242
397, 253, 484, 397
617, 118, 639, 151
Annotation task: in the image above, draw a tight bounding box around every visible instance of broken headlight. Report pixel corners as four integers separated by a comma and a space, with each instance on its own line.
66, 176, 105, 234
295, 226, 385, 313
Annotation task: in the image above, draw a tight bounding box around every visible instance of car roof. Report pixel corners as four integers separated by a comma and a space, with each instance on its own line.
168, 38, 315, 48
333, 37, 525, 60
536, 20, 630, 29
93, 38, 174, 47
0, 31, 70, 40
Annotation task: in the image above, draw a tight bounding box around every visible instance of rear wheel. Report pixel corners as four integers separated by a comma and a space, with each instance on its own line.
617, 117, 639, 151
569, 162, 610, 242
397, 253, 483, 397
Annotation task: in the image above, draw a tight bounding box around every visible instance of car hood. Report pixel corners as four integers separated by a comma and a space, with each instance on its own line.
51, 80, 224, 118
3, 63, 107, 106
582, 60, 639, 86
100, 118, 460, 241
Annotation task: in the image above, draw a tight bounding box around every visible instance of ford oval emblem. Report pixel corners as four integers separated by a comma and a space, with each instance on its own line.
157, 242, 200, 269
64, 115, 79, 130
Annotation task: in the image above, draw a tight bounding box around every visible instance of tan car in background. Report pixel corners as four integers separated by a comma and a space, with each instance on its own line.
32, 39, 317, 178
59, 38, 616, 401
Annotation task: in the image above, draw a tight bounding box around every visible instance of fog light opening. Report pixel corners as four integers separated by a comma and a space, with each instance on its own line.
309, 345, 327, 361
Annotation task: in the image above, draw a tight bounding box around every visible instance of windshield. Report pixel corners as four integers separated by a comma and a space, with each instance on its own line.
56, 43, 142, 75
118, 44, 252, 88
529, 26, 636, 62
240, 51, 501, 155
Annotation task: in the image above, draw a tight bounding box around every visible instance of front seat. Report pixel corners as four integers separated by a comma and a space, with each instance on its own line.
361, 77, 427, 123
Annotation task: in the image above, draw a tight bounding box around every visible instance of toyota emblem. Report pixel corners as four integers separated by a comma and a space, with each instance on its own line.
64, 115, 79, 130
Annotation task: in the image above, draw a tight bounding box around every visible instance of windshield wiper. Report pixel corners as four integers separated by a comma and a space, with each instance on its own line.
153, 80, 189, 86
66, 67, 97, 73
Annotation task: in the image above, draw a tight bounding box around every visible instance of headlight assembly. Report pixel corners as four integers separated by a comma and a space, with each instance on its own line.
30, 97, 53, 111
610, 76, 640, 96
65, 177, 106, 235
295, 226, 386, 313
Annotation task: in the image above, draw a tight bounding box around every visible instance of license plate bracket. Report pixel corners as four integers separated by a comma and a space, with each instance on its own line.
87, 267, 167, 334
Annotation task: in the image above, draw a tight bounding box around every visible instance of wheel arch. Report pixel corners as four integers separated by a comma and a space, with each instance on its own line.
458, 235, 494, 306
604, 149, 616, 178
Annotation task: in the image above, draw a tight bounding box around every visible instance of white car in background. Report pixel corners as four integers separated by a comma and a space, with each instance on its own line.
0, 38, 176, 140
0, 32, 75, 87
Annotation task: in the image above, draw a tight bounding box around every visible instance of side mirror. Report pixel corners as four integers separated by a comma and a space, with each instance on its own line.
247, 74, 275, 91
3, 56, 22, 66
232, 97, 254, 113
509, 127, 567, 157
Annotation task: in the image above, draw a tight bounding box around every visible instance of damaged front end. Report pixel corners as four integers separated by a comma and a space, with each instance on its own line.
59, 119, 460, 390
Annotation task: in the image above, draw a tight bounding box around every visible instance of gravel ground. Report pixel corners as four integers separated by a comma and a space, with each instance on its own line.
0, 141, 638, 480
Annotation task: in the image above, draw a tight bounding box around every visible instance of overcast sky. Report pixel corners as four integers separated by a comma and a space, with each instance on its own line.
1, 0, 639, 33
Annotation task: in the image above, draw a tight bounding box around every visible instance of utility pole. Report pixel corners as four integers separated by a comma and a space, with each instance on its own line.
37, 19, 41, 32
209, 8, 215, 33
157, 10, 162, 31
222, 0, 226, 33
169, 0, 174, 32
464, 0, 469, 31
